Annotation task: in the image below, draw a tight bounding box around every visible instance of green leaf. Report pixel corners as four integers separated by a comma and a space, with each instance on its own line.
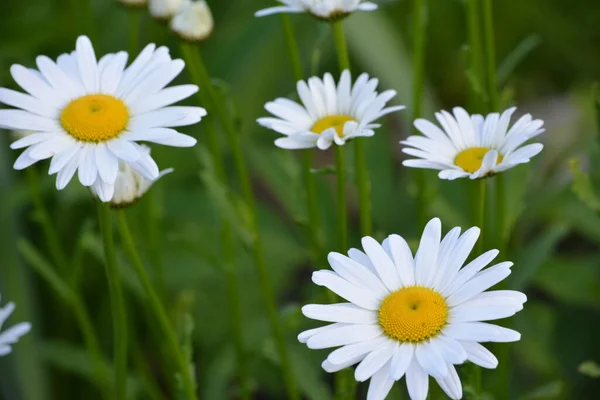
519, 381, 564, 399
569, 158, 600, 212
497, 34, 542, 86
578, 360, 600, 378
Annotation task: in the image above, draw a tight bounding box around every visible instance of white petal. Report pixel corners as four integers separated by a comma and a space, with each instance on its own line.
441, 249, 499, 296
0, 88, 57, 118
460, 341, 498, 369
312, 270, 381, 310
77, 144, 98, 187
387, 234, 416, 286
122, 128, 196, 147
444, 322, 521, 342
327, 253, 388, 298
390, 343, 415, 380
76, 36, 99, 93
435, 363, 463, 399
415, 341, 448, 378
447, 262, 513, 306
95, 143, 119, 184
306, 324, 382, 349
327, 336, 389, 366
302, 303, 377, 324
366, 360, 395, 400
361, 237, 402, 292
355, 340, 397, 382
406, 359, 429, 400
415, 218, 441, 286
129, 85, 199, 115
107, 138, 141, 162
429, 335, 467, 364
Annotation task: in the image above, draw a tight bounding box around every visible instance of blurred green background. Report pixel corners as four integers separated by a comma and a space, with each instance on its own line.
1, 0, 600, 399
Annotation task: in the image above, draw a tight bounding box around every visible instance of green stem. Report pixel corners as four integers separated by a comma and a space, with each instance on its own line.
331, 21, 350, 71
280, 15, 303, 82
180, 43, 251, 398
116, 209, 197, 400
128, 9, 141, 56
466, 0, 485, 112
335, 146, 348, 251
410, 0, 429, 230
181, 43, 296, 399
26, 168, 68, 271
97, 202, 128, 400
482, 0, 499, 112
476, 178, 487, 255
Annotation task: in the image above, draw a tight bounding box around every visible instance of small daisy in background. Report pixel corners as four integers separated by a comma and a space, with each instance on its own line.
0, 35, 205, 202
148, 0, 185, 20
0, 294, 31, 357
299, 218, 525, 400
91, 145, 172, 207
402, 107, 544, 180
170, 0, 214, 43
257, 70, 405, 150
255, 0, 378, 20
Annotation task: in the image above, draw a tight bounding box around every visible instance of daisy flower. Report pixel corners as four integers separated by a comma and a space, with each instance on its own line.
402, 107, 544, 180
300, 218, 526, 400
255, 0, 378, 20
0, 36, 205, 201
148, 0, 186, 20
91, 145, 172, 207
257, 70, 405, 150
0, 294, 31, 356
170, 0, 214, 43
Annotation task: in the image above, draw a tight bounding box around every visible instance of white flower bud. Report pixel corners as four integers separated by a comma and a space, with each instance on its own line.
91, 146, 173, 206
148, 0, 185, 21
170, 1, 214, 43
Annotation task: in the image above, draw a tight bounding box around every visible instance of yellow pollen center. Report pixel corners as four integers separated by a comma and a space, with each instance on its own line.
378, 286, 448, 343
311, 115, 356, 138
60, 94, 129, 142
454, 147, 504, 174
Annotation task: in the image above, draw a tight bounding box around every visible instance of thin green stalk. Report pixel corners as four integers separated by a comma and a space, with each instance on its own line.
185, 44, 298, 400
25, 168, 68, 271
475, 179, 486, 255
128, 9, 141, 55
331, 20, 360, 398
97, 202, 128, 400
180, 43, 251, 398
331, 21, 372, 237
411, 0, 428, 230
279, 14, 325, 263
116, 210, 197, 400
466, 0, 485, 112
334, 146, 348, 251
482, 0, 499, 112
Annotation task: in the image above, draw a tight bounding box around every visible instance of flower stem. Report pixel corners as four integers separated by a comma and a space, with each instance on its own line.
128, 8, 141, 56
466, 0, 485, 113
181, 43, 299, 400
280, 14, 325, 263
180, 43, 251, 399
335, 146, 348, 251
25, 168, 68, 271
115, 209, 198, 400
476, 178, 487, 255
97, 202, 128, 400
332, 21, 372, 237
410, 0, 429, 230
482, 0, 499, 112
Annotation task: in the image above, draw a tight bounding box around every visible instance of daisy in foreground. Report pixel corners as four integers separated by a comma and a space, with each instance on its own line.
0, 294, 31, 356
257, 70, 405, 150
402, 107, 544, 180
255, 0, 378, 19
91, 145, 172, 207
0, 35, 205, 201
300, 218, 526, 400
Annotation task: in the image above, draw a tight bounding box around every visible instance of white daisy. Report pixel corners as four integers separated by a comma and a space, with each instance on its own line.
299, 218, 526, 400
149, 0, 186, 20
91, 145, 172, 207
257, 70, 405, 150
0, 36, 205, 202
402, 107, 545, 180
170, 0, 214, 43
0, 294, 31, 356
255, 0, 378, 20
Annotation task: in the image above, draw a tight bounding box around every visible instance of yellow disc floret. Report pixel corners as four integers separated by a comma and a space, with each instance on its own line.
311, 115, 356, 138
378, 286, 448, 343
60, 94, 129, 142
454, 147, 504, 174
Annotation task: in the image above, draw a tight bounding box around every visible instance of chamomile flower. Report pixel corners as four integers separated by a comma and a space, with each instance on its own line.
91, 145, 172, 207
402, 107, 544, 180
255, 0, 378, 20
300, 218, 525, 400
0, 294, 31, 356
257, 70, 404, 150
0, 36, 205, 202
170, 0, 214, 43
149, 0, 186, 20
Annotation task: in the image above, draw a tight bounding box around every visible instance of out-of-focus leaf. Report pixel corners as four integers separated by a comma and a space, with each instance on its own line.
578, 361, 600, 378
514, 303, 560, 375
497, 34, 543, 86
519, 381, 564, 399
569, 158, 600, 212
510, 224, 570, 290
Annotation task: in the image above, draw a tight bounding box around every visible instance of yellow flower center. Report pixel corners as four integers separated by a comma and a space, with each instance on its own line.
454, 147, 504, 174
60, 94, 129, 142
311, 115, 356, 138
378, 286, 448, 343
